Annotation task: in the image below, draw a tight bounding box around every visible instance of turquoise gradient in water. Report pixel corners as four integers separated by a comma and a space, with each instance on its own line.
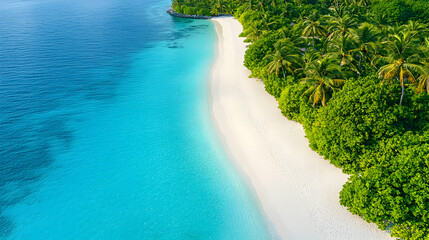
0, 0, 274, 239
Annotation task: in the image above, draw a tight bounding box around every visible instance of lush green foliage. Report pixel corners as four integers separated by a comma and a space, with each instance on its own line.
340, 132, 429, 239
278, 80, 308, 120
244, 34, 276, 77
306, 75, 429, 172
172, 0, 241, 15
173, 0, 429, 238
371, 0, 429, 24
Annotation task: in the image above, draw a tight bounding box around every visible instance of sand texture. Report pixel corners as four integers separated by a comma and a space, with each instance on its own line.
209, 17, 393, 240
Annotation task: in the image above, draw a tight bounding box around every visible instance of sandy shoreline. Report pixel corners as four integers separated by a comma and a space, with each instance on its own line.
209, 17, 393, 240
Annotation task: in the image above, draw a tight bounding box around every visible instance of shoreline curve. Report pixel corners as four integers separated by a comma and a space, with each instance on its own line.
208, 17, 393, 240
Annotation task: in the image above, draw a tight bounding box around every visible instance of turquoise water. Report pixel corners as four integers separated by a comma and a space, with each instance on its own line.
0, 0, 274, 239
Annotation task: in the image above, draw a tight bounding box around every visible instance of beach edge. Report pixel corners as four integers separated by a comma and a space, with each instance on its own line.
208, 17, 393, 240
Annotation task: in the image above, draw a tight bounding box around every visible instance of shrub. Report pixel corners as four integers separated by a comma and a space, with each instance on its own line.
371, 0, 413, 24
340, 132, 429, 239
197, 8, 211, 16
305, 75, 429, 173
278, 82, 308, 120
263, 75, 294, 99
244, 35, 276, 72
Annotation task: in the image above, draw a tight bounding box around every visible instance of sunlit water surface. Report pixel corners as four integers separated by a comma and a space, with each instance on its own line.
0, 0, 275, 239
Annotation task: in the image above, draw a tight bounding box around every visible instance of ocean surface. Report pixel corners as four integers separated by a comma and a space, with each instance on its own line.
0, 0, 275, 239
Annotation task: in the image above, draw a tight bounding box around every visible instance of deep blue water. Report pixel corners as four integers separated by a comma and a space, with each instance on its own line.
0, 0, 275, 239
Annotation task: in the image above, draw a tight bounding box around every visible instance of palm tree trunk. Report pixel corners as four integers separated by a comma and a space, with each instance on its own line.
357, 56, 362, 77
426, 78, 429, 93
281, 66, 286, 78
358, 55, 362, 69
312, 37, 315, 50
400, 80, 405, 105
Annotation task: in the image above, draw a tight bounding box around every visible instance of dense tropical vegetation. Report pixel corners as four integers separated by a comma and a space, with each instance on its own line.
171, 0, 429, 238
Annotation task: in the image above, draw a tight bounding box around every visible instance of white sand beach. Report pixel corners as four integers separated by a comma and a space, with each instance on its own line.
209, 17, 393, 240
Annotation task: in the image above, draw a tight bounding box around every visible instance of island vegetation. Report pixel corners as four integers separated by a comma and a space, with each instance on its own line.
171, 0, 429, 239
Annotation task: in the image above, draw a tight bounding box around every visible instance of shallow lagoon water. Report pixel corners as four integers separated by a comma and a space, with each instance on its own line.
0, 0, 274, 239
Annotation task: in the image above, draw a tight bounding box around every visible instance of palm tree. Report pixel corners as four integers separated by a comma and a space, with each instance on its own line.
330, 5, 345, 19
277, 26, 304, 47
368, 12, 388, 33
327, 33, 360, 75
211, 0, 227, 15
417, 69, 429, 94
292, 0, 302, 7
242, 11, 280, 42
417, 38, 429, 94
268, 0, 277, 10
326, 14, 358, 41
302, 10, 327, 50
296, 50, 320, 77
377, 59, 420, 105
349, 23, 379, 70
277, 26, 291, 39
242, 23, 264, 42
404, 20, 427, 34
302, 56, 345, 107
241, 0, 257, 12
259, 12, 278, 32
353, 0, 371, 6
256, 0, 265, 12
376, 32, 424, 105
404, 20, 428, 41
263, 41, 300, 78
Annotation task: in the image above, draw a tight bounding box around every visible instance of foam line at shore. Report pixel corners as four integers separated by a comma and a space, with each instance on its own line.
209, 17, 393, 240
